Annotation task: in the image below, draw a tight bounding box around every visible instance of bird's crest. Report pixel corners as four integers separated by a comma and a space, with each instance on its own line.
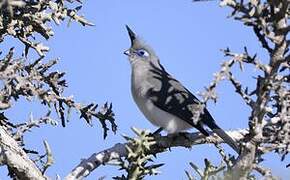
125, 25, 153, 51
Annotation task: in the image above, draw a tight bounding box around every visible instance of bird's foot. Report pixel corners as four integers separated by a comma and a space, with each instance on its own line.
170, 132, 191, 143
146, 128, 163, 139
152, 127, 163, 136
177, 132, 191, 141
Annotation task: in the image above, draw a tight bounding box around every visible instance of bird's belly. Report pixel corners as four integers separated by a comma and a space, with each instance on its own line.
135, 98, 192, 133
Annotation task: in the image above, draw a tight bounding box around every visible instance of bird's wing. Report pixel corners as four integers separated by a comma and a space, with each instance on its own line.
146, 62, 213, 135
146, 62, 240, 153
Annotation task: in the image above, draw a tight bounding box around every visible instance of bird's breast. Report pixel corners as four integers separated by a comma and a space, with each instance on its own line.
131, 82, 192, 133
130, 65, 192, 133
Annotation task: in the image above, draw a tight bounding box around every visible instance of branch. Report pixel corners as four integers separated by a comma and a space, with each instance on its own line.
0, 0, 94, 56
13, 112, 57, 142
253, 164, 275, 178
224, 0, 289, 178
0, 126, 46, 180
65, 129, 248, 179
0, 50, 117, 138
228, 71, 255, 108
253, 26, 273, 54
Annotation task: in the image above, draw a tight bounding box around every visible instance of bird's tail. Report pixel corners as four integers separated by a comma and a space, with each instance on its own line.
203, 112, 240, 153
211, 125, 240, 153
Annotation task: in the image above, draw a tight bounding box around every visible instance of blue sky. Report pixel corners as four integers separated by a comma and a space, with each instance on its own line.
1, 0, 289, 179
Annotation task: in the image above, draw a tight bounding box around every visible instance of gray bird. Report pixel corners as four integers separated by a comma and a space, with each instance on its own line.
124, 25, 239, 153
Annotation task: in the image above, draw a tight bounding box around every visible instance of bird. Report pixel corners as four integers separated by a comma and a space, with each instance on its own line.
123, 25, 239, 153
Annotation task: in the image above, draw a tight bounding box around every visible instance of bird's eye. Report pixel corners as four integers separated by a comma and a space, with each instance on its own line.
136, 49, 149, 57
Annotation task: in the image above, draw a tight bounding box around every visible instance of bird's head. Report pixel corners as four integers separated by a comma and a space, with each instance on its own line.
124, 25, 158, 65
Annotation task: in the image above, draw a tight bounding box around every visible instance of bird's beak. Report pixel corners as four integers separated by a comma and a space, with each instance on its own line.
125, 25, 136, 45
124, 49, 130, 56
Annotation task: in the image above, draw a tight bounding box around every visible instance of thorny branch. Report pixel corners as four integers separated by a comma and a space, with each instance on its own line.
0, 0, 94, 56
0, 46, 116, 179
0, 0, 117, 179
0, 126, 47, 180
0, 48, 116, 136
193, 0, 290, 179
65, 128, 248, 180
